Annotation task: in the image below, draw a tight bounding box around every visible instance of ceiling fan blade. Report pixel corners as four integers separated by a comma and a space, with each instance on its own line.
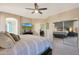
25, 8, 34, 10
34, 3, 38, 9
39, 11, 42, 14
31, 11, 35, 14
39, 8, 47, 10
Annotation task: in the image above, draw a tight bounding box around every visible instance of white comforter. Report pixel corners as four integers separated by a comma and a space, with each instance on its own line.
0, 35, 53, 55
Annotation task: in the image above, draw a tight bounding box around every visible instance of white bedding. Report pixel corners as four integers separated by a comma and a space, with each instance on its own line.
0, 35, 53, 55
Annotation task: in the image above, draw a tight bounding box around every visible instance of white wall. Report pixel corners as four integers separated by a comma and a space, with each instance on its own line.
0, 13, 6, 32
33, 23, 41, 36
32, 19, 46, 36
74, 20, 79, 32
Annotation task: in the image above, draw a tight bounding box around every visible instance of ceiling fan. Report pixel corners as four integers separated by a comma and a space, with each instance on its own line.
25, 3, 47, 14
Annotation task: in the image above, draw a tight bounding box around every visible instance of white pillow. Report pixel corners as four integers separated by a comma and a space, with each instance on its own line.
5, 32, 16, 44
0, 33, 14, 48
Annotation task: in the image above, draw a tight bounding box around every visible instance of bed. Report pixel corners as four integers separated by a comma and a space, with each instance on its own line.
53, 31, 68, 38
0, 35, 53, 55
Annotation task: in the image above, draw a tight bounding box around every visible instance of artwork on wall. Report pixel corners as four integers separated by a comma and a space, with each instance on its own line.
46, 23, 49, 30
40, 23, 49, 31
40, 24, 44, 30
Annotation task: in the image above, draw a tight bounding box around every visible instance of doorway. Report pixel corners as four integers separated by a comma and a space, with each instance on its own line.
6, 18, 18, 34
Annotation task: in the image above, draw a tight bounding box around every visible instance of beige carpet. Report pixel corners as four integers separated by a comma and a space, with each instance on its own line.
53, 38, 79, 55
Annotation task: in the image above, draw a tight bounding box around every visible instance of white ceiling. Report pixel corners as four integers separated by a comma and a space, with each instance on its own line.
0, 3, 79, 19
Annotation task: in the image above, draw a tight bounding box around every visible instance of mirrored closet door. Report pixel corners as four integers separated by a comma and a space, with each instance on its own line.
53, 20, 79, 47
63, 20, 78, 47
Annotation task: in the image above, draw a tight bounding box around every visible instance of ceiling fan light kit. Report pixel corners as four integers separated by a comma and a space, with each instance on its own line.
35, 10, 38, 13
25, 3, 47, 14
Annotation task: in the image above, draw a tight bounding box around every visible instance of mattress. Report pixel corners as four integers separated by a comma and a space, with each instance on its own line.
0, 35, 53, 55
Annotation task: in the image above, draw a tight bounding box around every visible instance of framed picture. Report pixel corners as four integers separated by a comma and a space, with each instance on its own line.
46, 23, 49, 29
40, 24, 44, 30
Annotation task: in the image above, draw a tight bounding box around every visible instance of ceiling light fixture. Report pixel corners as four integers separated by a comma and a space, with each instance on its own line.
35, 10, 38, 13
